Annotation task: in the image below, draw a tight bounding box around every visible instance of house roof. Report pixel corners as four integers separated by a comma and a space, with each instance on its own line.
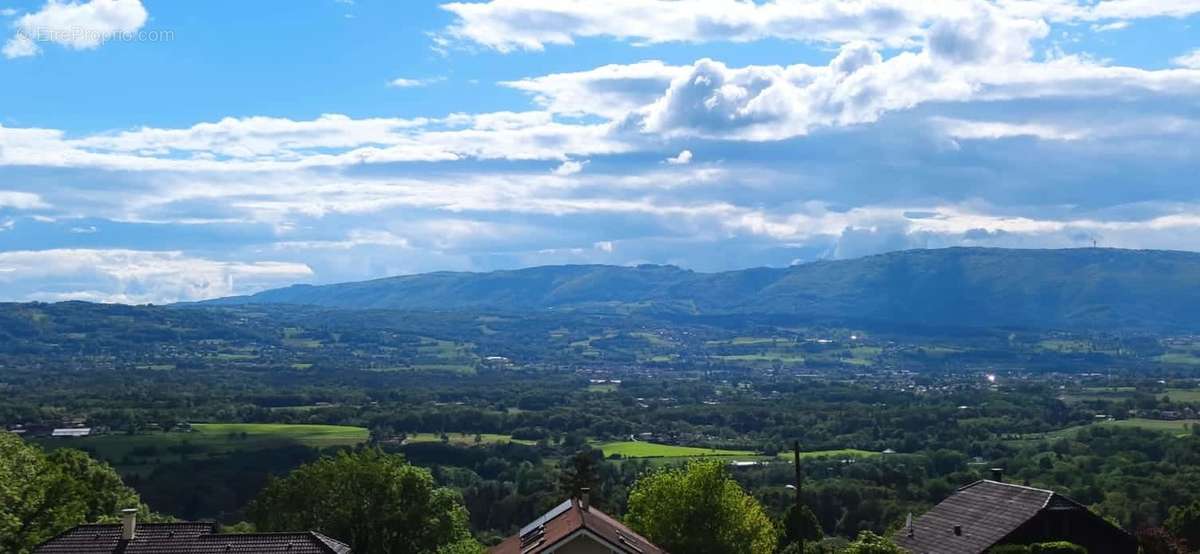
489, 498, 666, 554
33, 522, 352, 554
893, 480, 1102, 554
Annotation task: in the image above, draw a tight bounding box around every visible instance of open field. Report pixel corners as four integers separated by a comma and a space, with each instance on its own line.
777, 448, 882, 460
594, 441, 881, 461
713, 353, 805, 363
1061, 387, 1200, 403
190, 423, 367, 446
1157, 352, 1200, 366
598, 441, 756, 458
1162, 388, 1200, 402
364, 363, 476, 374
1103, 418, 1199, 435
37, 423, 368, 472
1060, 386, 1138, 402
404, 432, 534, 446
1006, 418, 1199, 443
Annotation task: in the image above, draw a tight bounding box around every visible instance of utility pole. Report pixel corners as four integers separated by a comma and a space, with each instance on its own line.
794, 440, 804, 554
793, 441, 802, 503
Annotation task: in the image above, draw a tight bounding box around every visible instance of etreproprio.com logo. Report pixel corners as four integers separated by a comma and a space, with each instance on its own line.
20, 27, 176, 45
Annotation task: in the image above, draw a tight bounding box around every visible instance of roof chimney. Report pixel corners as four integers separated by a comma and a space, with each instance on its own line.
954, 525, 963, 537
120, 508, 137, 540
580, 488, 591, 511
990, 468, 1004, 482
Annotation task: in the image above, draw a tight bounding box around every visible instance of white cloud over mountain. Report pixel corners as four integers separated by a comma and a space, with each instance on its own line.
0, 249, 311, 304
0, 0, 1197, 301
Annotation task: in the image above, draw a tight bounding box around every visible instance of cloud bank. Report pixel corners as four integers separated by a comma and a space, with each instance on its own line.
1, 0, 1198, 302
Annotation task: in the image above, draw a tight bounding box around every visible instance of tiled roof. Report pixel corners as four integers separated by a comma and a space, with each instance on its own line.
33, 522, 352, 554
489, 499, 666, 554
894, 480, 1065, 554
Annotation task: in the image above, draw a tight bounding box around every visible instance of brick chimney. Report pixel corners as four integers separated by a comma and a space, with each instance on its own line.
121, 508, 137, 540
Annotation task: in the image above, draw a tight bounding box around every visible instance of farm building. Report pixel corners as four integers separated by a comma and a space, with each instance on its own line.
894, 474, 1136, 554
34, 510, 350, 553
50, 427, 91, 438
490, 492, 666, 554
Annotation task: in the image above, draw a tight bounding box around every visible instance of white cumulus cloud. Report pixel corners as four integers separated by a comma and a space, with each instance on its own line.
4, 0, 148, 58
1174, 49, 1200, 69
0, 249, 313, 303
438, 0, 1200, 53
552, 159, 587, 175
0, 191, 48, 209
666, 150, 693, 164
503, 60, 683, 118
387, 76, 445, 88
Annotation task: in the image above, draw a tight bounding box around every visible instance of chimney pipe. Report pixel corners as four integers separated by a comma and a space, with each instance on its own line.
580, 488, 590, 511
954, 525, 962, 537
990, 468, 1004, 482
121, 508, 137, 540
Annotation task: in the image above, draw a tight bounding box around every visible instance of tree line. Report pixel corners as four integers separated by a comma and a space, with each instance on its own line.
11, 434, 1200, 554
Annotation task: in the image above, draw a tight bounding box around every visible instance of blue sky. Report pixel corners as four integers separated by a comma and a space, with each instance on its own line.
0, 0, 1198, 303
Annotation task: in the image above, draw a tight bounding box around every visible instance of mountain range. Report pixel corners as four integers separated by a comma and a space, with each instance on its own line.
206, 247, 1200, 330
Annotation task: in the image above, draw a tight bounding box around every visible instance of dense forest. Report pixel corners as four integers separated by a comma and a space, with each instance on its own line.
4, 300, 1200, 552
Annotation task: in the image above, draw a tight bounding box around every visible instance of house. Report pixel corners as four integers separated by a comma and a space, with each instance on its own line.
490, 492, 667, 554
35, 509, 350, 554
51, 427, 91, 438
894, 473, 1136, 554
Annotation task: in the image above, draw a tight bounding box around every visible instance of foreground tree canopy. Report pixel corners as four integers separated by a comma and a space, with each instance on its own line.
249, 448, 482, 554
841, 531, 907, 554
626, 460, 777, 554
0, 432, 153, 554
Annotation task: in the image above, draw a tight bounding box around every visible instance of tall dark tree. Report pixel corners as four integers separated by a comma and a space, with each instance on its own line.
558, 449, 600, 499
781, 504, 823, 549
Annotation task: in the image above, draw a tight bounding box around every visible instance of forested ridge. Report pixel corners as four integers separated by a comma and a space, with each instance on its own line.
212, 248, 1200, 331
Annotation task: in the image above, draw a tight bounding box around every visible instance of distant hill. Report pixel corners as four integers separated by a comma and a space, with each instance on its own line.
206, 248, 1200, 330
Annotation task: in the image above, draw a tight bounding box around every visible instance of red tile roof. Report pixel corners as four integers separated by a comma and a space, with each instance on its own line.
489, 499, 666, 554
33, 522, 351, 554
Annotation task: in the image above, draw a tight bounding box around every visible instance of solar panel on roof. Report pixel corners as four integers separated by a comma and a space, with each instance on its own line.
617, 531, 645, 553
520, 499, 573, 536
520, 525, 544, 547
520, 537, 545, 554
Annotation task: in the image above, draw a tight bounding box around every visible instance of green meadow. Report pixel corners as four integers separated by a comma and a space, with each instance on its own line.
776, 448, 882, 460
404, 432, 534, 446
1006, 418, 1199, 444
37, 423, 368, 473
595, 441, 881, 462
598, 441, 756, 458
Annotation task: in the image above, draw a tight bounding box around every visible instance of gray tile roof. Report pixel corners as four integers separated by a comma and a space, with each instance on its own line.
33, 522, 351, 554
894, 480, 1059, 554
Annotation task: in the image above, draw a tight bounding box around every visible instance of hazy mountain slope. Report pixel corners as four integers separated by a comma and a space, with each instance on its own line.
207, 248, 1200, 330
